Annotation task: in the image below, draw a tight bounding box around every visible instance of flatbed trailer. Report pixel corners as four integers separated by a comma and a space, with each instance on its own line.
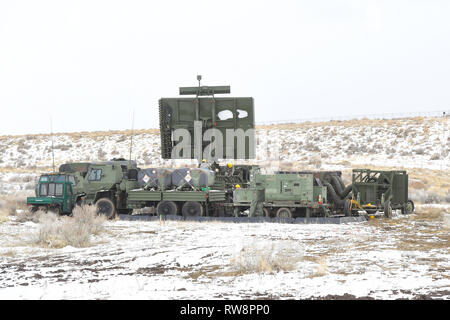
126, 189, 226, 217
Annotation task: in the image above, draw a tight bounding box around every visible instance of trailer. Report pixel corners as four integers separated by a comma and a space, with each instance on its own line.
349, 169, 414, 217
126, 189, 226, 217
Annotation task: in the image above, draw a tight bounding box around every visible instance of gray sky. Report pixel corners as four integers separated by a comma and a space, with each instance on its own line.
0, 0, 449, 135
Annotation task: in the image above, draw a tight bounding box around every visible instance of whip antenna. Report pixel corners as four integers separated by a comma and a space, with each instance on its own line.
50, 117, 55, 173
129, 109, 135, 163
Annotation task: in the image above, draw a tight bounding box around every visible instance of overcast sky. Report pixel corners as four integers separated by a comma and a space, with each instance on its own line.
0, 0, 449, 135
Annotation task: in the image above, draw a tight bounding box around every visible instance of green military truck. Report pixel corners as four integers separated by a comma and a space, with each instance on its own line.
27, 159, 139, 218
233, 172, 330, 218
27, 173, 77, 214
27, 160, 228, 218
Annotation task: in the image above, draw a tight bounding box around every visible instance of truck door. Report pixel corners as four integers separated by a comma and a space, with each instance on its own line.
87, 167, 105, 191
64, 183, 74, 213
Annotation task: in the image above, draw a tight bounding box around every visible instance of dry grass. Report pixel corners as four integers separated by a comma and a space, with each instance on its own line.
414, 206, 450, 221
36, 205, 107, 248
366, 206, 450, 252
0, 194, 28, 222
443, 214, 450, 229
0, 208, 8, 223
16, 209, 42, 223
187, 265, 222, 280
230, 242, 300, 275
309, 256, 328, 278
256, 116, 442, 130
0, 249, 16, 257
0, 166, 45, 173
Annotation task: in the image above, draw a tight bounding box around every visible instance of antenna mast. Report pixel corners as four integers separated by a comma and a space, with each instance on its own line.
50, 117, 55, 173
129, 109, 135, 163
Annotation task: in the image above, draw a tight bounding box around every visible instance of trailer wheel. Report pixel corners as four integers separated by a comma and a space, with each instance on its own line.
157, 201, 178, 216
384, 200, 392, 218
182, 201, 204, 217
344, 199, 352, 217
96, 198, 117, 219
276, 207, 292, 218
402, 200, 415, 215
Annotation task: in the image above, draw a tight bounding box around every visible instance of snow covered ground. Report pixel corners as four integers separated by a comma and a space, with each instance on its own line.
0, 205, 448, 300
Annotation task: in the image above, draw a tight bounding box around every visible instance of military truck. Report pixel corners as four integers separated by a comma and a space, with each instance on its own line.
27, 159, 139, 218
233, 172, 330, 218
28, 159, 229, 218
27, 173, 77, 214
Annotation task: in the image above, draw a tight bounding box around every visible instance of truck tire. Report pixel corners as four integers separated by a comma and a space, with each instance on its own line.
276, 207, 292, 218
263, 207, 273, 218
384, 200, 392, 218
182, 201, 204, 217
48, 204, 62, 215
157, 201, 178, 216
96, 198, 117, 219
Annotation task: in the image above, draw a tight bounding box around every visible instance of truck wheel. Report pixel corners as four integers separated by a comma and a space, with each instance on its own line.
263, 208, 273, 218
402, 200, 415, 215
384, 200, 392, 218
182, 201, 204, 217
48, 205, 62, 215
157, 201, 178, 216
344, 199, 352, 217
96, 198, 117, 219
276, 207, 292, 218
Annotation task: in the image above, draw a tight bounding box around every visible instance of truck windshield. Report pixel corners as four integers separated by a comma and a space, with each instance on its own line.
39, 183, 48, 196
39, 183, 64, 197
39, 175, 66, 182
54, 175, 66, 182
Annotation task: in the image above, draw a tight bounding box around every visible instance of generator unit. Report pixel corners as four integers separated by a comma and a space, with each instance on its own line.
233, 172, 329, 218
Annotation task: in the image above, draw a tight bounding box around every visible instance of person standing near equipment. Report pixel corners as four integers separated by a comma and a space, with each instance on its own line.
199, 159, 210, 169
225, 163, 234, 176
233, 184, 241, 217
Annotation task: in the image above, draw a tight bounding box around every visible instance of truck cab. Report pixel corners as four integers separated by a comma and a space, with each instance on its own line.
27, 174, 76, 214
55, 159, 140, 218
